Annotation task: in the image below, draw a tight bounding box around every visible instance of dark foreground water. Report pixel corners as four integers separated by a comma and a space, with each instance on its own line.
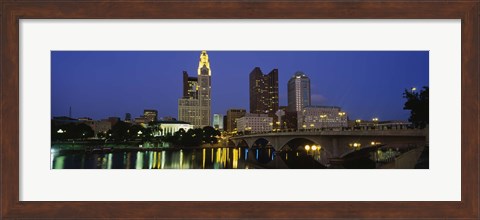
51, 147, 326, 169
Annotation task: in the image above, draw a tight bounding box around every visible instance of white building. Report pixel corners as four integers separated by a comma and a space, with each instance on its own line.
298, 106, 348, 129
213, 114, 223, 130
237, 113, 273, 133
153, 121, 193, 137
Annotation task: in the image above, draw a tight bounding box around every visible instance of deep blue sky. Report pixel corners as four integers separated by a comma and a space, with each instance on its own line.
51, 51, 428, 121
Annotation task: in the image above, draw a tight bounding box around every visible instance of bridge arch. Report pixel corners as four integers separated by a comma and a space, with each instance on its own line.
226, 139, 236, 148
251, 137, 274, 149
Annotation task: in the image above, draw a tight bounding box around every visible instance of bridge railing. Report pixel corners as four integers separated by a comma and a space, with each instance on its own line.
231, 126, 427, 137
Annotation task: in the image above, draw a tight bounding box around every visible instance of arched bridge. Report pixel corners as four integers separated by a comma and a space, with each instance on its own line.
229, 129, 428, 158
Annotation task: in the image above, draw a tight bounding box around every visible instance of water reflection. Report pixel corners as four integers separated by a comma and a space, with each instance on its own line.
51, 146, 333, 169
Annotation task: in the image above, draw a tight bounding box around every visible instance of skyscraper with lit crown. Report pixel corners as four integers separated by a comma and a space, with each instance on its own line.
178, 51, 212, 128
288, 71, 311, 112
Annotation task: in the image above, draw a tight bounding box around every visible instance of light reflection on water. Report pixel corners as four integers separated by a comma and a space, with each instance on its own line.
51, 147, 280, 169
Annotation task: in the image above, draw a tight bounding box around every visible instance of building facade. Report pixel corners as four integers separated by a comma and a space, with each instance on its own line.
249, 67, 279, 127
213, 114, 224, 130
178, 51, 212, 128
287, 71, 311, 112
236, 113, 273, 133
297, 106, 348, 129
226, 109, 246, 132
152, 121, 193, 137
143, 109, 158, 122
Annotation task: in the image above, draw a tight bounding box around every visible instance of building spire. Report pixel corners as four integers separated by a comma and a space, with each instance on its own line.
198, 50, 211, 76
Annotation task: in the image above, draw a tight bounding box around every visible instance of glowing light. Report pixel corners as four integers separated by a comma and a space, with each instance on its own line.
305, 145, 310, 151
311, 145, 317, 151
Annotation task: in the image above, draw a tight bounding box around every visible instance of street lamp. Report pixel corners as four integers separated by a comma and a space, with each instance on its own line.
349, 142, 362, 150
304, 145, 310, 155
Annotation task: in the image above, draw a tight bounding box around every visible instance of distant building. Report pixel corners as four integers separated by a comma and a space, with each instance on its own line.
226, 109, 246, 132
125, 113, 132, 122
152, 120, 193, 137
213, 114, 224, 130
92, 120, 111, 135
178, 51, 212, 128
288, 71, 311, 112
143, 109, 158, 122
249, 67, 279, 128
162, 116, 177, 121
298, 106, 347, 129
237, 113, 273, 133
284, 111, 298, 130
107, 117, 120, 126
134, 116, 147, 125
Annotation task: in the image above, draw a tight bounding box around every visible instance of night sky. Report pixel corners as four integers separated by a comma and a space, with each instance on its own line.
51, 51, 428, 121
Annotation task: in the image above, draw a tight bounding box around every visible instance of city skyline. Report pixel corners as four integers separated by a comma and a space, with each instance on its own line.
52, 51, 428, 121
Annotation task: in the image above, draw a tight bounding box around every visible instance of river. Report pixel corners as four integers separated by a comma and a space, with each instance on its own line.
50, 147, 326, 169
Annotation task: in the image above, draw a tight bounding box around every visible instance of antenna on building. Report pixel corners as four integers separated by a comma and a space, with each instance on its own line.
69, 106, 72, 118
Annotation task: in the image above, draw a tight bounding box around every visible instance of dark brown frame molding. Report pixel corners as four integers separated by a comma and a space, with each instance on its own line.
1, 0, 479, 219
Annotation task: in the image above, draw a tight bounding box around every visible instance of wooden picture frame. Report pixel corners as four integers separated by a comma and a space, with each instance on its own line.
1, 1, 478, 219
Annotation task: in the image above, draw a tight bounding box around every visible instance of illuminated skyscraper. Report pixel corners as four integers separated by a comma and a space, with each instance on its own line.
178, 51, 212, 128
182, 71, 198, 99
287, 71, 311, 112
213, 114, 223, 130
249, 67, 278, 127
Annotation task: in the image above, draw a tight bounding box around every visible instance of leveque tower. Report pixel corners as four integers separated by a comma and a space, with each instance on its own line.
178, 51, 212, 128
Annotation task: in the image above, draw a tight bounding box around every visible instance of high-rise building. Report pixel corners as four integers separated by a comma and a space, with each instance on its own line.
182, 71, 198, 99
226, 109, 246, 132
178, 51, 212, 128
288, 71, 311, 112
143, 109, 158, 122
213, 114, 224, 130
249, 67, 279, 127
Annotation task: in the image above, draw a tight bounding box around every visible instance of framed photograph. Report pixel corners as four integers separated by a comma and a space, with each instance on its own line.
1, 1, 478, 219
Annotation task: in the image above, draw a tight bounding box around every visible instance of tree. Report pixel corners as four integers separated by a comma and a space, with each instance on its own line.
202, 126, 221, 144
403, 87, 429, 128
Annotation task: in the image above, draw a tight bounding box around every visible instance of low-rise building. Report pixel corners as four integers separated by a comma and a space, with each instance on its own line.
236, 113, 273, 133
297, 106, 348, 129
226, 109, 246, 132
152, 121, 193, 137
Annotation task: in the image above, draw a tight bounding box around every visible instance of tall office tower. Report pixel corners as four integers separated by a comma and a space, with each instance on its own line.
143, 109, 158, 122
287, 71, 311, 112
183, 71, 198, 99
197, 51, 212, 128
249, 67, 279, 126
226, 109, 246, 132
178, 51, 212, 128
213, 114, 224, 130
